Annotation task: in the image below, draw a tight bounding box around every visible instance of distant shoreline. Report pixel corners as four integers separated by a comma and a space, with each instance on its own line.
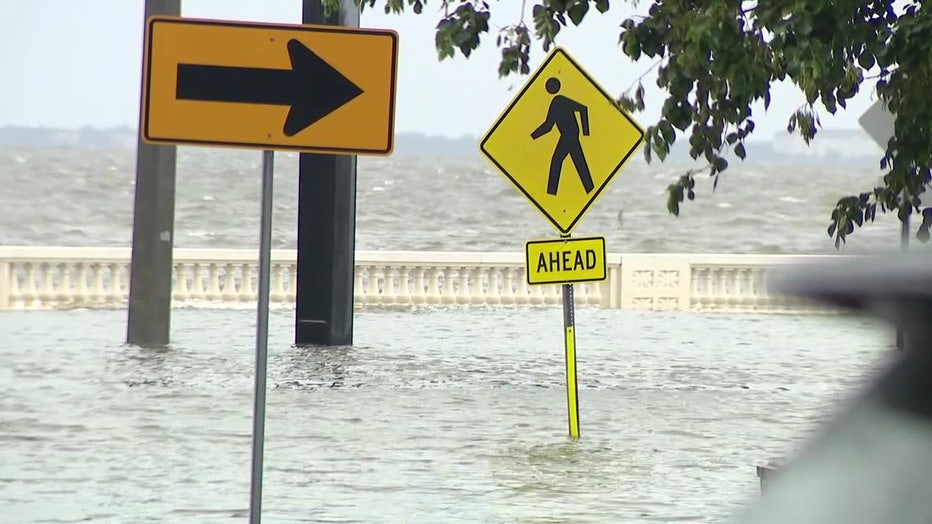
0, 125, 884, 165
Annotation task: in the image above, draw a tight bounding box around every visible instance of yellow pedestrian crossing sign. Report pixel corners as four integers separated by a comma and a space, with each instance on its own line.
479, 47, 646, 234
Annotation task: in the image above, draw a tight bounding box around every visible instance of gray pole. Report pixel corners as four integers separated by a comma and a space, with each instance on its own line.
897, 202, 910, 350
249, 150, 275, 524
901, 212, 910, 251
294, 0, 360, 347
126, 0, 181, 347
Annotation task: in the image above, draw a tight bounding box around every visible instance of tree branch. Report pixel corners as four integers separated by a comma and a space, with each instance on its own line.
621, 59, 663, 95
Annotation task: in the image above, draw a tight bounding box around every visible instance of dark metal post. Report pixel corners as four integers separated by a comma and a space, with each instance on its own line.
897, 211, 910, 349
295, 0, 360, 346
126, 0, 180, 347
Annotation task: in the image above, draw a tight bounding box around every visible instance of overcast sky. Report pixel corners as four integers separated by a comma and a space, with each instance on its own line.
0, 0, 880, 140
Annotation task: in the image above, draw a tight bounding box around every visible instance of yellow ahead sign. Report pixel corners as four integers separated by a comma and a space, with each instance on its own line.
140, 16, 398, 155
480, 48, 645, 234
526, 236, 606, 285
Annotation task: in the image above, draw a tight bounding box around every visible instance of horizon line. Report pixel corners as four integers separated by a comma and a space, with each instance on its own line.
0, 124, 875, 144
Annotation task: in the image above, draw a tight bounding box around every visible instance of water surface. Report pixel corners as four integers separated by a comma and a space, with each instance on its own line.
0, 307, 894, 522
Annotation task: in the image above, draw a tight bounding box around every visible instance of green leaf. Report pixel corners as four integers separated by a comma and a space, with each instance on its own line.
622, 36, 641, 60
659, 120, 674, 143
713, 157, 728, 172
617, 95, 636, 112
919, 226, 930, 242
634, 83, 645, 110
822, 92, 837, 114
666, 182, 683, 216
567, 1, 589, 26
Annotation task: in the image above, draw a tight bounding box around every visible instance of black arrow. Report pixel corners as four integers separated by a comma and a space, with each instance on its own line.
175, 39, 364, 137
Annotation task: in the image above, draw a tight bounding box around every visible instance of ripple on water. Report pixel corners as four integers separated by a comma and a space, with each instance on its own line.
0, 307, 891, 522
0, 146, 911, 254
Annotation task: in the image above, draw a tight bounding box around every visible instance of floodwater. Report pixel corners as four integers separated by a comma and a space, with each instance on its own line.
1, 306, 894, 522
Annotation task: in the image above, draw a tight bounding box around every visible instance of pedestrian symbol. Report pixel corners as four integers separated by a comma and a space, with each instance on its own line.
479, 47, 645, 235
531, 77, 595, 196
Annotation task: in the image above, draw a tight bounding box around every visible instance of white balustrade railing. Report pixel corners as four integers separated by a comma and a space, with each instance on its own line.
0, 247, 845, 313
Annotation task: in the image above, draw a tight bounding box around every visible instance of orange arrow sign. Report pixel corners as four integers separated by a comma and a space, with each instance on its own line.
140, 16, 398, 155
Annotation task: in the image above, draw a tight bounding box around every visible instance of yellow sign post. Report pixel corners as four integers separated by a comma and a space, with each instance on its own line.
479, 47, 645, 235
526, 236, 606, 285
141, 16, 398, 155
525, 235, 607, 441
561, 278, 580, 439
479, 47, 645, 439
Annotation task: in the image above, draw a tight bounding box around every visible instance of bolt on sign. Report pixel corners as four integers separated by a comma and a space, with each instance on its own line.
479, 47, 645, 235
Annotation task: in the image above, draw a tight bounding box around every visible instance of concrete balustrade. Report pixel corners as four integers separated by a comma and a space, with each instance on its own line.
0, 246, 843, 313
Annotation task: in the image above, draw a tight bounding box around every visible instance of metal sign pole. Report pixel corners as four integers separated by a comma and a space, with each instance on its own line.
858, 101, 907, 349
560, 233, 580, 439
902, 215, 910, 251
897, 196, 910, 349
249, 150, 275, 524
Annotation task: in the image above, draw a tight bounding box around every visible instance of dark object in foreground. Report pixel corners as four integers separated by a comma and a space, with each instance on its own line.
729, 253, 932, 523
755, 459, 780, 494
